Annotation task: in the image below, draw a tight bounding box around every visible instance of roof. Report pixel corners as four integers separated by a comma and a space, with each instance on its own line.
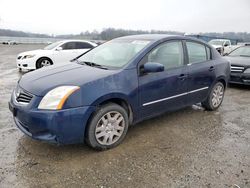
58, 39, 93, 43
209, 39, 230, 41
116, 34, 179, 41
55, 39, 97, 46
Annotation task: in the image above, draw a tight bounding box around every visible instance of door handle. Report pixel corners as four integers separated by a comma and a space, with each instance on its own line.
209, 66, 215, 71
178, 74, 188, 80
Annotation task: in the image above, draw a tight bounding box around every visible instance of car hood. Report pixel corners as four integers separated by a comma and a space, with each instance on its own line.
18, 49, 50, 56
225, 56, 250, 67
19, 63, 118, 96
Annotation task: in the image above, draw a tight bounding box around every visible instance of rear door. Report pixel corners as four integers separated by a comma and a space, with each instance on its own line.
138, 40, 188, 118
185, 41, 216, 105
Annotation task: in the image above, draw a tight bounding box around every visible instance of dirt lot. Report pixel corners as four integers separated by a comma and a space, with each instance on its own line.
0, 44, 249, 188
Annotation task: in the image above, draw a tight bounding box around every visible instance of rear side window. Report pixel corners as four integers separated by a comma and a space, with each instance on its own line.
61, 42, 76, 50
147, 41, 183, 69
75, 42, 93, 49
206, 46, 211, 60
186, 42, 207, 64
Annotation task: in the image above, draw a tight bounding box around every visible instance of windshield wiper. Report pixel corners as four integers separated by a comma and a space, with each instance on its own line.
78, 61, 108, 70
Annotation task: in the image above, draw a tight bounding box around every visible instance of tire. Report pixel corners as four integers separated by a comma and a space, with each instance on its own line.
36, 57, 52, 69
86, 103, 129, 150
202, 82, 225, 111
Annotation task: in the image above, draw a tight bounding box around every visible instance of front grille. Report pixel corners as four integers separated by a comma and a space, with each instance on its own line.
17, 56, 22, 60
16, 92, 33, 103
15, 87, 33, 104
231, 65, 245, 73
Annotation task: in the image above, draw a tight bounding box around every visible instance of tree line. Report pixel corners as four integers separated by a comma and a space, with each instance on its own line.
1, 28, 250, 42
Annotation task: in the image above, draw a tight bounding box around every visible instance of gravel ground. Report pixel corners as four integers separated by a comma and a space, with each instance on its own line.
0, 44, 249, 188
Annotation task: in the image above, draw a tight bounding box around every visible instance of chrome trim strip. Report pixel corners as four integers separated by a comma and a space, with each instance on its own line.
231, 66, 244, 69
231, 69, 243, 72
142, 86, 209, 106
143, 92, 188, 106
188, 87, 209, 94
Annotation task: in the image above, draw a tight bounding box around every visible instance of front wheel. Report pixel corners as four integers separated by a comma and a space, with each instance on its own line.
202, 82, 225, 111
36, 58, 52, 69
86, 103, 129, 150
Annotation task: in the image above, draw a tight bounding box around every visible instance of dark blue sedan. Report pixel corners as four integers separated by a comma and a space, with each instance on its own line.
9, 35, 230, 150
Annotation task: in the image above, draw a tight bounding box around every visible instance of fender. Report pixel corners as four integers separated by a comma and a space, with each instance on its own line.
90, 92, 138, 124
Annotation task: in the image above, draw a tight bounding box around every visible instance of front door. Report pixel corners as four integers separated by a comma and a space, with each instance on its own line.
138, 41, 188, 118
53, 42, 79, 64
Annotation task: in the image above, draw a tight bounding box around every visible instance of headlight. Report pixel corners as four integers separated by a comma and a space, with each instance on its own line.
244, 68, 250, 74
22, 55, 35, 59
38, 86, 80, 110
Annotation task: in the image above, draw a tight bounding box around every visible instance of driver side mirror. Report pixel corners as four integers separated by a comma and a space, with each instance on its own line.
141, 62, 164, 74
55, 47, 63, 51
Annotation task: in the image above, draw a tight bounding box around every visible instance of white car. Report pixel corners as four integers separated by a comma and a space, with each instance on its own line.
208, 39, 232, 55
16, 40, 97, 71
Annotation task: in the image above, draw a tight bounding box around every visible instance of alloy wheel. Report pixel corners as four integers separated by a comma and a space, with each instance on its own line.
40, 59, 51, 67
95, 111, 125, 145
211, 84, 224, 108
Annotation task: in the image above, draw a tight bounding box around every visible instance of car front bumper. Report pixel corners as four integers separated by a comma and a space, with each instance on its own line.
229, 72, 250, 85
9, 93, 95, 145
16, 58, 36, 70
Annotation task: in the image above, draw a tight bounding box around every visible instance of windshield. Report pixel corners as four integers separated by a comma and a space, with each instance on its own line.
229, 46, 250, 57
44, 41, 62, 50
209, 40, 224, 46
77, 39, 151, 68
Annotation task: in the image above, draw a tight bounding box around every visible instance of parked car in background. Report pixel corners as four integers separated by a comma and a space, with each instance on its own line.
209, 39, 232, 55
237, 42, 250, 46
16, 40, 97, 71
2, 40, 18, 45
225, 44, 250, 85
9, 35, 230, 150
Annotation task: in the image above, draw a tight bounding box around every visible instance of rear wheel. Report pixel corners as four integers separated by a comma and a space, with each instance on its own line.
202, 82, 225, 111
36, 58, 52, 69
86, 103, 129, 150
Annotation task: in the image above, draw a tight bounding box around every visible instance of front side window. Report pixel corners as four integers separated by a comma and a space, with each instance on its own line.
147, 41, 184, 69
44, 41, 62, 50
186, 42, 207, 64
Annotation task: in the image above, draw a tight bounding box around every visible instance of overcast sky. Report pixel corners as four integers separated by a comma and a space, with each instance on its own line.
0, 0, 250, 35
